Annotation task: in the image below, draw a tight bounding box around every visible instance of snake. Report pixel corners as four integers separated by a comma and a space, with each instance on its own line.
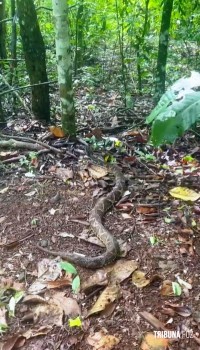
37, 165, 126, 269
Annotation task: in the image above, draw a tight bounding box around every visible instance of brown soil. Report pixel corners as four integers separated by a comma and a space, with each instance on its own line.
1, 162, 200, 350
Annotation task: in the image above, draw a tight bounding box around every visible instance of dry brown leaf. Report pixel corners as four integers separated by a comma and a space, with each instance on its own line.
87, 284, 119, 317
49, 125, 65, 137
23, 325, 52, 339
33, 302, 63, 326
132, 270, 150, 288
28, 258, 62, 294
1, 335, 26, 350
109, 259, 138, 284
23, 295, 47, 304
164, 303, 192, 317
160, 280, 174, 296
87, 330, 120, 350
47, 277, 72, 289
88, 164, 108, 179
81, 270, 108, 292
136, 206, 157, 214
139, 311, 167, 331
53, 292, 81, 317
140, 332, 169, 350
55, 167, 74, 181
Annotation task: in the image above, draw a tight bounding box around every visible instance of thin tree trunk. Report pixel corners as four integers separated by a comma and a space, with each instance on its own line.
10, 0, 17, 86
154, 0, 174, 103
16, 0, 50, 122
0, 0, 6, 125
0, 0, 7, 60
74, 0, 84, 75
0, 97, 4, 127
52, 0, 76, 136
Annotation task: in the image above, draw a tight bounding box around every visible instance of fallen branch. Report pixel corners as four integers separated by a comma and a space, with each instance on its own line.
1, 134, 62, 154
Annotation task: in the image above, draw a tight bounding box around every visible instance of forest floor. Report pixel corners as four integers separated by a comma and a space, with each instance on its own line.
1, 89, 200, 350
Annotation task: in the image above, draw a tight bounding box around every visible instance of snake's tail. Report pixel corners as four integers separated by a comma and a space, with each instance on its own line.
37, 244, 118, 269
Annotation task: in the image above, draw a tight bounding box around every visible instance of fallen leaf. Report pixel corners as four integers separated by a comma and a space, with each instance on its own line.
1, 334, 25, 350
132, 270, 150, 288
136, 206, 157, 214
176, 276, 192, 290
164, 303, 192, 317
24, 190, 36, 197
69, 316, 82, 328
49, 125, 65, 137
139, 311, 167, 330
160, 280, 174, 296
121, 212, 132, 219
140, 332, 168, 350
0, 187, 9, 194
87, 330, 120, 350
47, 278, 72, 289
0, 306, 8, 332
28, 258, 62, 294
81, 270, 108, 292
23, 295, 47, 304
33, 301, 63, 326
0, 216, 6, 224
23, 325, 52, 339
87, 284, 119, 317
59, 261, 77, 275
56, 167, 74, 181
108, 259, 138, 284
169, 187, 200, 201
172, 282, 182, 296
88, 164, 108, 179
53, 293, 81, 317
72, 275, 81, 294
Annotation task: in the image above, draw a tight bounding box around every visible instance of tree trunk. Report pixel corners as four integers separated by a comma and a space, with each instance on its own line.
16, 0, 50, 122
0, 0, 7, 60
52, 0, 76, 136
10, 0, 17, 86
74, 0, 84, 75
154, 0, 174, 103
0, 97, 5, 128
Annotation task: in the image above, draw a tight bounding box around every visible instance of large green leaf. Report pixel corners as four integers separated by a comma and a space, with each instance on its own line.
146, 90, 176, 124
150, 91, 200, 145
148, 71, 200, 146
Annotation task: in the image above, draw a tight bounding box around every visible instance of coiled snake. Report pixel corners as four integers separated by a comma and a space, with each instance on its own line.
37, 165, 126, 269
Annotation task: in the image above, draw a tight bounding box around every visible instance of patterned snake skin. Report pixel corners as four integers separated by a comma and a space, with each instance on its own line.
37, 165, 126, 269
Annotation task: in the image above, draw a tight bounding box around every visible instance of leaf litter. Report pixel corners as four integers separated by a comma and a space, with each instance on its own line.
2, 95, 200, 349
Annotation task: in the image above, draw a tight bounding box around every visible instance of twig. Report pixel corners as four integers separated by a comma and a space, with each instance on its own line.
0, 79, 57, 96
1, 134, 63, 154
0, 74, 33, 116
1, 149, 49, 164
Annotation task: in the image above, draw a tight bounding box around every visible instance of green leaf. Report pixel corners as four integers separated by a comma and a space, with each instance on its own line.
0, 323, 8, 333
59, 261, 77, 275
147, 72, 200, 146
149, 236, 159, 246
68, 316, 82, 328
172, 282, 182, 296
164, 217, 172, 224
72, 275, 80, 293
146, 90, 176, 124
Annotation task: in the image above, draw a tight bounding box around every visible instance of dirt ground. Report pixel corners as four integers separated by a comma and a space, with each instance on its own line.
1, 92, 200, 350
1, 153, 200, 349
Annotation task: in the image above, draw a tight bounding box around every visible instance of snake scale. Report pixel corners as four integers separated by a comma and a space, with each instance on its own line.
37, 165, 126, 269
